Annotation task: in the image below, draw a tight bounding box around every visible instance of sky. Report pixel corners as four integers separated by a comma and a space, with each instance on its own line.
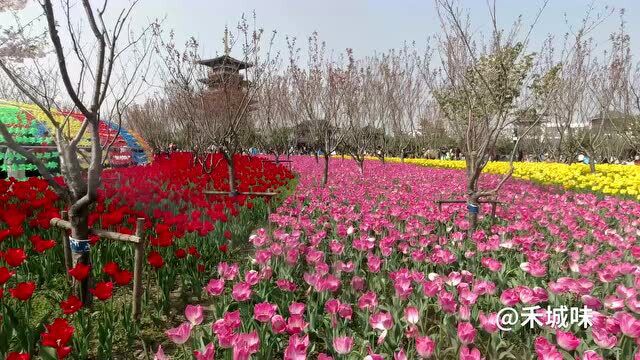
122, 0, 640, 60
2, 0, 639, 104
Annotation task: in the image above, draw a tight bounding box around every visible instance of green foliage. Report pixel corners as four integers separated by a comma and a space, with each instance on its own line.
435, 43, 535, 127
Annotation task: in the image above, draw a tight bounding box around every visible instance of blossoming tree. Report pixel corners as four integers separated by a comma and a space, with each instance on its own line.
0, 0, 154, 302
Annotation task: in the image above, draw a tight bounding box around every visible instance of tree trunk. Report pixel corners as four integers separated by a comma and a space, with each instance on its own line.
274, 153, 280, 165
358, 159, 364, 176
225, 153, 237, 196
466, 192, 479, 237
314, 151, 319, 164
69, 203, 93, 306
322, 153, 330, 187
589, 157, 596, 174
400, 150, 405, 163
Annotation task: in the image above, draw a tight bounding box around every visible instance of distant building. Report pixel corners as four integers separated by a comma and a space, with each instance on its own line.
197, 55, 252, 90
589, 111, 637, 135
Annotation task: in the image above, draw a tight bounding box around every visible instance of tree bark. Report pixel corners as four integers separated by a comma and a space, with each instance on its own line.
322, 153, 330, 186
69, 201, 93, 306
226, 153, 237, 196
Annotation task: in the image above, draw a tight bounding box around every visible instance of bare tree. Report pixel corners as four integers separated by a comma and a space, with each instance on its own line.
256, 71, 296, 163
288, 32, 347, 186
429, 0, 552, 232
0, 0, 155, 303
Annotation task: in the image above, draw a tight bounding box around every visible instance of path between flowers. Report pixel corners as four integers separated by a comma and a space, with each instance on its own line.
165, 156, 640, 359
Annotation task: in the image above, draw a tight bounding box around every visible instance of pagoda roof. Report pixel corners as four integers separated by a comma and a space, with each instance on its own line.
197, 55, 252, 70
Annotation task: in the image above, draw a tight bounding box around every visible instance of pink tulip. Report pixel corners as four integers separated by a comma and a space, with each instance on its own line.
459, 346, 482, 360
367, 254, 381, 272
481, 257, 502, 272
194, 343, 215, 360
394, 349, 408, 360
231, 282, 252, 301
556, 330, 580, 351
459, 305, 471, 321
284, 334, 309, 360
233, 332, 260, 359
591, 327, 617, 349
244, 270, 260, 285
358, 291, 378, 311
415, 335, 435, 358
351, 276, 365, 291
500, 289, 520, 306
617, 312, 640, 338
438, 290, 457, 313
254, 302, 277, 322
324, 299, 340, 314
581, 295, 603, 310
154, 345, 169, 360
286, 314, 308, 335
166, 322, 192, 345
457, 322, 476, 344
333, 336, 354, 354
479, 312, 498, 333
404, 306, 419, 324
288, 302, 306, 316
581, 350, 603, 360
534, 336, 563, 360
271, 314, 286, 333
204, 278, 225, 296
338, 303, 353, 320
369, 311, 393, 330
185, 304, 204, 326
317, 354, 333, 360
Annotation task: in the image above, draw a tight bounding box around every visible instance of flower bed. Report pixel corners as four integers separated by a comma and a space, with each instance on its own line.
163, 157, 640, 359
385, 158, 640, 201
0, 153, 294, 358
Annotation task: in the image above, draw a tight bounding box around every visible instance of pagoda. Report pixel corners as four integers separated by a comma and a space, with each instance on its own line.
197, 29, 252, 90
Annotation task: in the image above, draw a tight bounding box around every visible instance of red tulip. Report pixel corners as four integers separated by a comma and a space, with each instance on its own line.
147, 251, 164, 269
113, 270, 133, 286
218, 244, 228, 253
30, 235, 56, 253
5, 248, 27, 267
6, 352, 30, 360
9, 281, 36, 301
90, 281, 114, 300
103, 261, 120, 276
224, 230, 232, 239
41, 318, 74, 356
174, 248, 187, 259
68, 263, 91, 281
60, 295, 83, 314
0, 266, 15, 284
188, 246, 201, 258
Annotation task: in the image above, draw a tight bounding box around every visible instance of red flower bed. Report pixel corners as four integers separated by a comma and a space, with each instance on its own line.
0, 152, 293, 358
0, 152, 293, 241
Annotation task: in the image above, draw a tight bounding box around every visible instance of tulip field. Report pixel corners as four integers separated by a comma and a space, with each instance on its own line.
0, 153, 294, 359
2, 156, 640, 359
155, 157, 639, 360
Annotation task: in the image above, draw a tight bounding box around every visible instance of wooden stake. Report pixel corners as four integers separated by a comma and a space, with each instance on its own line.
61, 211, 72, 272
132, 218, 145, 319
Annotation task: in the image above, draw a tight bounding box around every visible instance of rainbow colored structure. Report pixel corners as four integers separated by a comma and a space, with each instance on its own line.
0, 101, 152, 176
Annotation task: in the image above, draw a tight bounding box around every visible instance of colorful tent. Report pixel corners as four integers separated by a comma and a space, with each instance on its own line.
0, 101, 152, 175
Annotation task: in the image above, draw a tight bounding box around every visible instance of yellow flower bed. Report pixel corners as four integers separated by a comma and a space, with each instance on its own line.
384, 157, 640, 201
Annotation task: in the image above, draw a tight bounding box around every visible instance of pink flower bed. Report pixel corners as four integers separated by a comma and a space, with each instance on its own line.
163, 157, 640, 359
